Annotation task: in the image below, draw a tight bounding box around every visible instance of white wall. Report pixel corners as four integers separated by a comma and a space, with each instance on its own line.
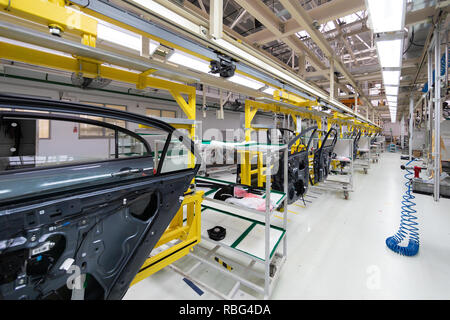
382, 121, 406, 138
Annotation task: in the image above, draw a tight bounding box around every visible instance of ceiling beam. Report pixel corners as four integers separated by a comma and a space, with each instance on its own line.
246, 2, 442, 46
230, 9, 247, 30
332, 20, 358, 67
233, 0, 352, 94
279, 0, 374, 111
246, 0, 365, 44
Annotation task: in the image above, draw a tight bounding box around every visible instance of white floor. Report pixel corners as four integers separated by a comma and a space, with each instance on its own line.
124, 152, 450, 300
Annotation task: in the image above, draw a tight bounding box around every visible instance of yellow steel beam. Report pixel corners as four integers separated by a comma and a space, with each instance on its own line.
0, 41, 196, 109
244, 100, 260, 141
131, 191, 204, 285
136, 69, 158, 90
0, 0, 97, 41
273, 89, 319, 108
170, 90, 196, 120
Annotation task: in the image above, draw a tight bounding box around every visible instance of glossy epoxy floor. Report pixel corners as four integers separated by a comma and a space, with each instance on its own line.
125, 152, 450, 300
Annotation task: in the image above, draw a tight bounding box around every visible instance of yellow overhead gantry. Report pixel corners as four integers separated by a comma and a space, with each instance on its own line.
240, 89, 380, 188
240, 91, 323, 187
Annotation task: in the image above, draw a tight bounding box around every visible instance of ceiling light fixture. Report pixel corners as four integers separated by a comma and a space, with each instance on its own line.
132, 0, 201, 33
383, 70, 401, 86
263, 87, 276, 95
97, 24, 141, 51
385, 86, 399, 96
149, 39, 159, 56
167, 49, 212, 74
376, 38, 403, 68
366, 0, 406, 33
228, 74, 265, 90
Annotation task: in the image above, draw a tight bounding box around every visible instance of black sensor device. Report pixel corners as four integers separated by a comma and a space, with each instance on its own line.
207, 226, 226, 241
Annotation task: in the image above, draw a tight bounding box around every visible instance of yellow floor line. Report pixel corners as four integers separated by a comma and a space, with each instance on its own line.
274, 215, 291, 222
288, 210, 299, 215
293, 203, 306, 208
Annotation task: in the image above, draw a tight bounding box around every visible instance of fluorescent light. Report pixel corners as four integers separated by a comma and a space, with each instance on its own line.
97, 24, 141, 51
387, 99, 398, 106
366, 0, 406, 33
263, 87, 276, 95
228, 74, 265, 90
132, 0, 200, 33
376, 39, 403, 68
149, 39, 159, 56
168, 49, 211, 74
387, 95, 397, 101
382, 70, 401, 86
385, 86, 399, 96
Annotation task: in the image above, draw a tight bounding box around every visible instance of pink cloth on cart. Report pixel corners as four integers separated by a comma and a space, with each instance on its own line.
226, 187, 274, 212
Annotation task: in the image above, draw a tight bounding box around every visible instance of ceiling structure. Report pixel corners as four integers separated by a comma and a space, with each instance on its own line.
184, 0, 446, 123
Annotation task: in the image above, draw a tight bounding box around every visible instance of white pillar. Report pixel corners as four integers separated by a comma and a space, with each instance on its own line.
209, 0, 223, 39
409, 95, 414, 159
433, 25, 441, 201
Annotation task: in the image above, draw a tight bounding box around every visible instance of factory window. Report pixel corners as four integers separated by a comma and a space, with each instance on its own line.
162, 110, 176, 118
146, 108, 176, 118
79, 102, 127, 138
38, 119, 50, 139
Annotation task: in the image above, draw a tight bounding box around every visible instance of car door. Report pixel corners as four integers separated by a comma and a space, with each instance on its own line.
0, 95, 200, 300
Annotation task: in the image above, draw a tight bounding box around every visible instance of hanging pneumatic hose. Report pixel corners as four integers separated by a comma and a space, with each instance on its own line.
385, 159, 420, 256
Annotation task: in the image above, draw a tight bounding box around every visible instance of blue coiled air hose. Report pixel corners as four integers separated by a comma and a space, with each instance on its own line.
385, 159, 420, 256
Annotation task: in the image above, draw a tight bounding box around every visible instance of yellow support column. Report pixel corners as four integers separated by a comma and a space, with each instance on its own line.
315, 116, 322, 147
240, 100, 259, 186
131, 191, 204, 285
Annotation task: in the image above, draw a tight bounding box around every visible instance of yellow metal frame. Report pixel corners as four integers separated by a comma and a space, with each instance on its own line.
240, 99, 321, 187
0, 0, 98, 44
131, 190, 204, 285
274, 89, 319, 108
